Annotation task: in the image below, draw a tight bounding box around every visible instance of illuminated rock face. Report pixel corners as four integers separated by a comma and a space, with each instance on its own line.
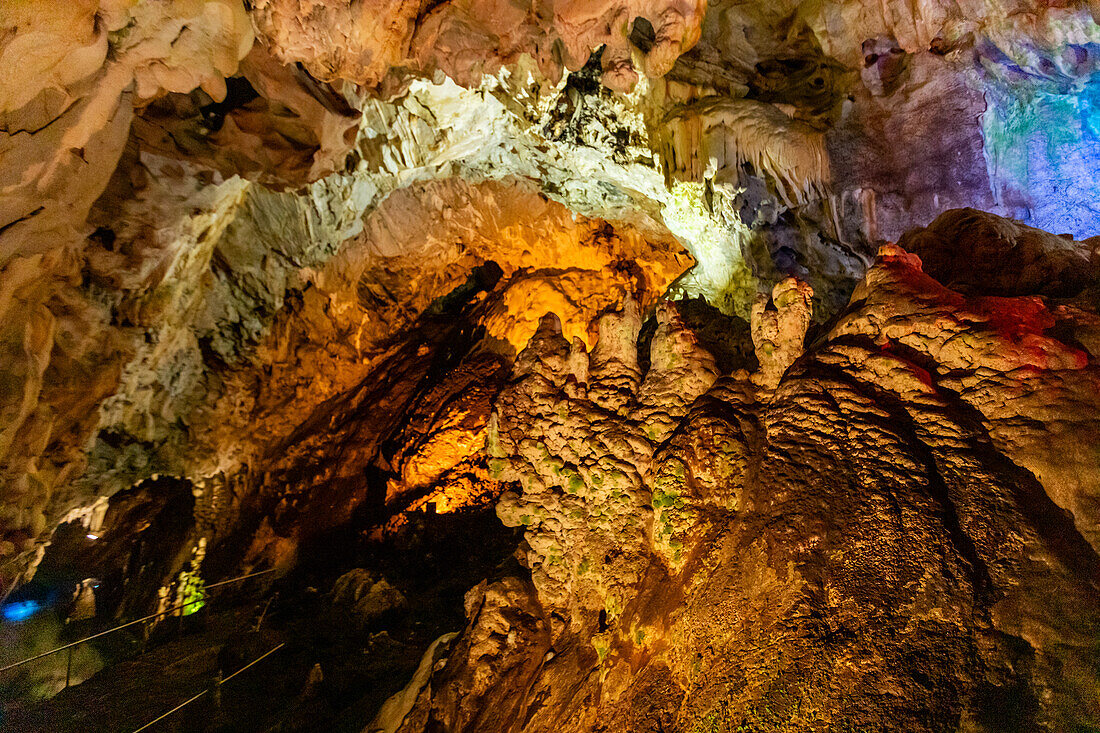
180, 180, 692, 572
0, 0, 253, 586
2, 1, 1100, 727
489, 301, 719, 636
398, 221, 1100, 732
249, 0, 707, 91
0, 45, 704, 585
898, 207, 1100, 297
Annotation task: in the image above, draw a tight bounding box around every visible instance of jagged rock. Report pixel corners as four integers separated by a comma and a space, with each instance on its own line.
749, 276, 814, 388
367, 632, 459, 733
209, 187, 691, 561
587, 299, 645, 413
0, 0, 253, 587
898, 207, 1099, 296
634, 301, 719, 440
332, 569, 408, 625
394, 577, 550, 733
4, 0, 1100, 728
657, 97, 831, 207
337, 177, 692, 350
493, 308, 654, 636
131, 44, 362, 187
492, 298, 727, 637
250, 0, 706, 91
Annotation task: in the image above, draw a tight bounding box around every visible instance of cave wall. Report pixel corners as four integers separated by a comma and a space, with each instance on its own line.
2, 2, 1100, 731
3, 0, 1100, 620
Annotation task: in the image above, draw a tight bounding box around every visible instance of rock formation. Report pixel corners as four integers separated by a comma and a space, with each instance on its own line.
2, 0, 1100, 731
395, 224, 1100, 733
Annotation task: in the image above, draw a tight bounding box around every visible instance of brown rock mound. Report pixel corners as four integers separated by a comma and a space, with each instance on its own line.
394, 225, 1100, 732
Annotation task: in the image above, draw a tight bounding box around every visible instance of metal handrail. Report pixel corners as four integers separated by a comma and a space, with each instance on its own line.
0, 568, 276, 674
130, 642, 286, 733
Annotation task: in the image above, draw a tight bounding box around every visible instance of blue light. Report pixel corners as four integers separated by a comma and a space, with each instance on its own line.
978, 40, 1100, 238
1, 599, 42, 623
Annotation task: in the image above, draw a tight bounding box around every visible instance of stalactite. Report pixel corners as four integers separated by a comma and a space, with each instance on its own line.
658, 98, 831, 207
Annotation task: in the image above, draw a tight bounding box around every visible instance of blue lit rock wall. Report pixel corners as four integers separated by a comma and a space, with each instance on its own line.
980, 40, 1100, 237
829, 50, 998, 243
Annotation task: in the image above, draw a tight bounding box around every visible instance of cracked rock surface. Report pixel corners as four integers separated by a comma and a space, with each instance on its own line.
3, 0, 1100, 729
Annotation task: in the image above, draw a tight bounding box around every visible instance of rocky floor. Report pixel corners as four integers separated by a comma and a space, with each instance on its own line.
3, 506, 521, 733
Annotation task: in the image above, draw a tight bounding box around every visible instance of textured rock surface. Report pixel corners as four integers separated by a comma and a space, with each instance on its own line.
898, 207, 1100, 297
397, 218, 1100, 732
749, 277, 814, 388
0, 0, 253, 586
4, 3, 1100, 729
250, 0, 706, 91
8, 0, 1100, 582
131, 44, 362, 187
332, 568, 408, 625
490, 300, 719, 634
0, 57, 706, 587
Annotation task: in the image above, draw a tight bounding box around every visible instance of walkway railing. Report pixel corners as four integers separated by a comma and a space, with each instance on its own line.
130, 642, 285, 733
0, 568, 276, 679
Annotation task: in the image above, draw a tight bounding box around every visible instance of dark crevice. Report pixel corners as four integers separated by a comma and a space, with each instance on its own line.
199, 76, 261, 132
629, 17, 656, 54
0, 206, 45, 236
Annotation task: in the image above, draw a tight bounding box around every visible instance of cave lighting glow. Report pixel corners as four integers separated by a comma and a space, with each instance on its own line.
179, 573, 207, 616
661, 182, 756, 317
980, 41, 1100, 238
1, 599, 43, 623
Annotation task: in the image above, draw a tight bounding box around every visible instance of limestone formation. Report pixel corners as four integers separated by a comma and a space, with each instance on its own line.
401, 230, 1100, 733
0, 0, 253, 587
250, 0, 707, 91
657, 97, 831, 206
3, 0, 1100, 730
749, 276, 814, 389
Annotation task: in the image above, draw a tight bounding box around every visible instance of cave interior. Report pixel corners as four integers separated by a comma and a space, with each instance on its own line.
1, 1, 1099, 731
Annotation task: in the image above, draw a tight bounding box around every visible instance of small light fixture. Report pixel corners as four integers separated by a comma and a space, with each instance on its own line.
86, 533, 99, 541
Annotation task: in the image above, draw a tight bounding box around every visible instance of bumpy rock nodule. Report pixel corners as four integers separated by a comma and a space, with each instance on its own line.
393, 232, 1100, 732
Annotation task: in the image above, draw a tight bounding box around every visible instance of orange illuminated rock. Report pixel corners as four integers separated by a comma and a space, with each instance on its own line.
403, 226, 1100, 732
319, 177, 692, 351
